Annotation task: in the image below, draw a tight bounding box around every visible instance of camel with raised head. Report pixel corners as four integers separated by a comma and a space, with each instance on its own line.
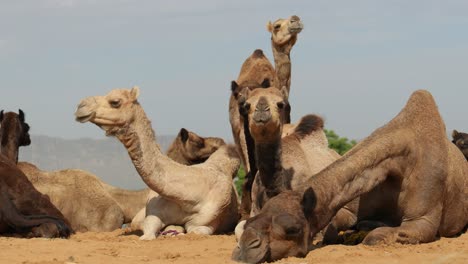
75, 87, 240, 240
230, 16, 303, 219
0, 110, 71, 238
233, 90, 468, 263
452, 130, 468, 160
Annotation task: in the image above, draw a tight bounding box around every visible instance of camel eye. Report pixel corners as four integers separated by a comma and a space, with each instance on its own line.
244, 103, 251, 111
277, 102, 285, 109
274, 24, 281, 30
109, 99, 121, 108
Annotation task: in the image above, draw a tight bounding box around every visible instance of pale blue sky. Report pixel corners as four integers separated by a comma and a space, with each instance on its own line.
1, 0, 467, 141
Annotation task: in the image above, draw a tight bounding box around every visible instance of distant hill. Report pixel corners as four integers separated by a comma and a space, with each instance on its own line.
19, 134, 175, 190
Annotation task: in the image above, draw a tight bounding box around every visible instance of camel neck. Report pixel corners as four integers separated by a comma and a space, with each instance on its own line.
304, 130, 408, 232
0, 142, 19, 163
272, 39, 293, 93
255, 140, 285, 197
115, 106, 185, 200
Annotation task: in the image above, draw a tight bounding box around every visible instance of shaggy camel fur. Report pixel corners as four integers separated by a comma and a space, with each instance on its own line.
233, 90, 468, 263
452, 130, 468, 160
130, 128, 229, 232
75, 87, 240, 240
230, 16, 303, 219
0, 110, 71, 238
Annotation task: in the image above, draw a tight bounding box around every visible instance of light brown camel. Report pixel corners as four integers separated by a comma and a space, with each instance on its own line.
0, 110, 71, 238
452, 130, 468, 160
130, 128, 230, 233
17, 162, 129, 232
233, 90, 468, 263
75, 87, 240, 240
230, 16, 303, 219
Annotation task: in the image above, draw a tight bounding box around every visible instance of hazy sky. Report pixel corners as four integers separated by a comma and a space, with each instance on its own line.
1, 0, 467, 142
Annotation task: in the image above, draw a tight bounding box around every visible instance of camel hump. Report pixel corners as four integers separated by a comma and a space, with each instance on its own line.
293, 114, 324, 139
252, 49, 265, 58
399, 90, 443, 129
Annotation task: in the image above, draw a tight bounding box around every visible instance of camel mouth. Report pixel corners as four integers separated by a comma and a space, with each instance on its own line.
75, 112, 95, 123
289, 24, 303, 34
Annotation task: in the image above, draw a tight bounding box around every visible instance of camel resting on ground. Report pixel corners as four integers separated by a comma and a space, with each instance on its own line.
233, 90, 468, 263
0, 110, 71, 238
75, 87, 240, 240
452, 130, 468, 160
130, 128, 229, 232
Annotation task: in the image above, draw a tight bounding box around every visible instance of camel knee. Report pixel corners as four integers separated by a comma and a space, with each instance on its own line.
141, 215, 164, 240
187, 225, 214, 235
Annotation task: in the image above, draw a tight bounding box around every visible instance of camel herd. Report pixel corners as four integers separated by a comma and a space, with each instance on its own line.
0, 15, 467, 263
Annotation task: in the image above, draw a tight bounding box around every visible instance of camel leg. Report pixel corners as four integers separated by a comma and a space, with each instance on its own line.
186, 225, 214, 235
363, 218, 438, 245
140, 215, 164, 240
322, 207, 357, 245
0, 191, 71, 237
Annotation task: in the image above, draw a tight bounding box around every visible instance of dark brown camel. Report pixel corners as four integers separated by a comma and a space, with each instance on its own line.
233, 90, 468, 263
0, 110, 72, 238
452, 130, 468, 160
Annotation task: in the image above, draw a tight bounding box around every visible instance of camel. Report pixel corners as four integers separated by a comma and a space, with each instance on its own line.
232, 90, 468, 263
0, 110, 71, 238
452, 130, 468, 160
166, 128, 226, 165
0, 110, 30, 163
18, 127, 225, 233
237, 87, 340, 216
130, 128, 230, 232
75, 86, 240, 240
230, 16, 303, 219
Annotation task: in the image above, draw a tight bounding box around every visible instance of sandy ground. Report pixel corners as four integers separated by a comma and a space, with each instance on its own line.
0, 229, 466, 264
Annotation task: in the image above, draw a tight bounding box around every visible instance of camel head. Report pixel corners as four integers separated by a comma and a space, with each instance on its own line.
237, 85, 289, 143
176, 128, 226, 164
75, 87, 140, 136
452, 130, 468, 160
267, 15, 303, 46
0, 109, 31, 148
232, 191, 310, 263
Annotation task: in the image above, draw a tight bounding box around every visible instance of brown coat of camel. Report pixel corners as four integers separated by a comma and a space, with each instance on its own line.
233, 90, 468, 263
75, 87, 240, 240
230, 16, 304, 219
452, 130, 468, 160
0, 110, 71, 238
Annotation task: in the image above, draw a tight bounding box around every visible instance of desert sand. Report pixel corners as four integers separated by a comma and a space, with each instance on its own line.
0, 229, 466, 264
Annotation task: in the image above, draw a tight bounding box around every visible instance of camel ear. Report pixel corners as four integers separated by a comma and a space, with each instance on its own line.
130, 86, 140, 101
19, 109, 25, 122
301, 187, 317, 218
267, 21, 274, 32
231, 81, 240, 95
180, 128, 189, 143
0, 110, 3, 122
261, 78, 270, 88
452, 130, 459, 138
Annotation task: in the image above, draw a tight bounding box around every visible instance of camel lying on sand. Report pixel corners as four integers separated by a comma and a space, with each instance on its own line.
130, 128, 228, 232
75, 87, 240, 240
0, 110, 71, 238
229, 16, 303, 219
452, 130, 468, 160
233, 90, 468, 263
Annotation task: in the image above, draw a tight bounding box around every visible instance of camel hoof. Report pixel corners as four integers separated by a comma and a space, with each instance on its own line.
139, 234, 156, 241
